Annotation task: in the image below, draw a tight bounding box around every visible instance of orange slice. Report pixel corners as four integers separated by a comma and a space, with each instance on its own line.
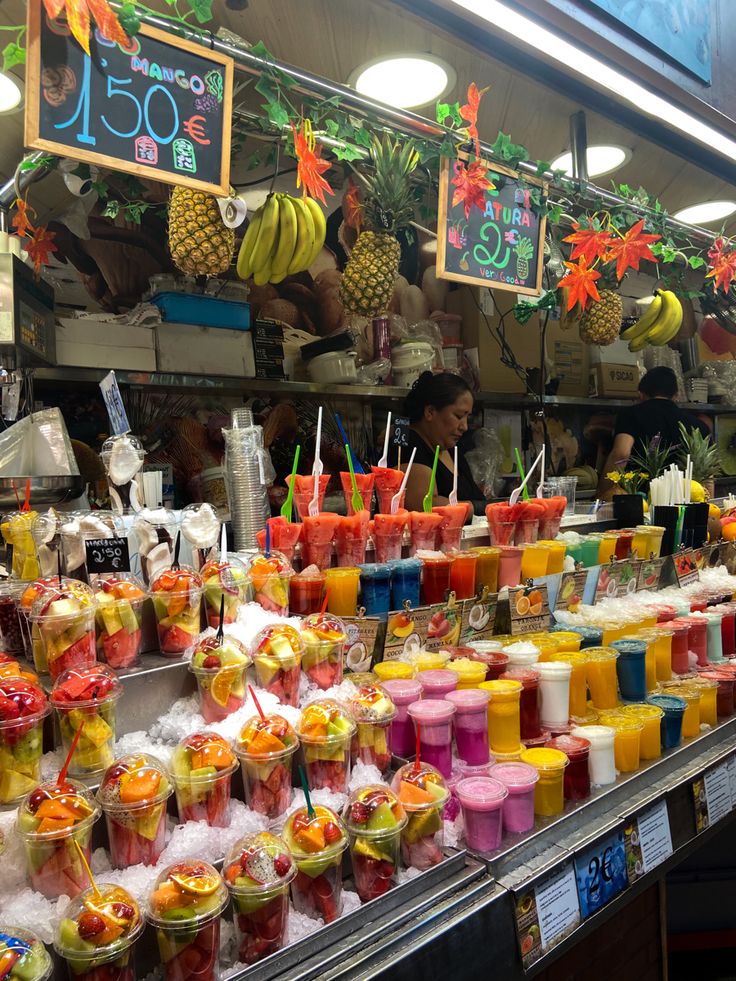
150, 882, 185, 912
170, 871, 219, 896
36, 798, 80, 822
210, 668, 235, 707
295, 822, 326, 853
120, 767, 161, 804
247, 729, 286, 756
399, 780, 435, 806
37, 816, 75, 834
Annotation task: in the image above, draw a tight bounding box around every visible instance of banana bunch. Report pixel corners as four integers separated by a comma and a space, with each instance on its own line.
622, 290, 684, 352
237, 192, 326, 285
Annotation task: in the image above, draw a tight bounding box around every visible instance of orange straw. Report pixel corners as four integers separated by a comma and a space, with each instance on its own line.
74, 840, 101, 900
58, 721, 84, 786
248, 685, 266, 722
23, 479, 30, 512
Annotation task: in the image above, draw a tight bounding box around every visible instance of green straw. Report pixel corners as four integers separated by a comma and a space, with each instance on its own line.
298, 765, 315, 819
515, 448, 530, 501
423, 445, 440, 513
674, 504, 685, 549
345, 444, 363, 515
280, 445, 301, 521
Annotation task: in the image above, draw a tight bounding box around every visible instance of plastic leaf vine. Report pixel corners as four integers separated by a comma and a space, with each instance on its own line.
459, 83, 490, 159
451, 159, 494, 219
41, 0, 128, 56
11, 198, 36, 240
291, 118, 334, 205
604, 218, 661, 280
706, 237, 736, 293
557, 256, 601, 311
563, 221, 614, 265
26, 227, 57, 274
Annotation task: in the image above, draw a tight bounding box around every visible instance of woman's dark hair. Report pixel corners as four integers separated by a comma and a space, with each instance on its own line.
404, 371, 473, 423
638, 366, 678, 399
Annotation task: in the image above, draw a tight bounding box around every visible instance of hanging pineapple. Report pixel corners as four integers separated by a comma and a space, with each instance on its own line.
514, 236, 534, 280
339, 134, 419, 317
578, 289, 623, 345
168, 188, 235, 276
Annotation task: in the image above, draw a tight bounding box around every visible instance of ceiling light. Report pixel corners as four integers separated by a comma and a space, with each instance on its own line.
350, 55, 455, 109
444, 0, 736, 162
673, 200, 736, 225
0, 71, 22, 114
551, 145, 631, 178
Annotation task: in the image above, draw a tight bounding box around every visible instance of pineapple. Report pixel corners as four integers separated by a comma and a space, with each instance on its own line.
340, 134, 419, 316
514, 236, 534, 280
168, 187, 235, 276
578, 289, 623, 346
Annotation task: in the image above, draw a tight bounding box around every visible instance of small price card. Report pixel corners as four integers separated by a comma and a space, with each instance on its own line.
514, 862, 581, 970
460, 591, 497, 643
594, 560, 639, 602
693, 761, 733, 833
672, 549, 699, 587
84, 537, 130, 574
508, 583, 551, 635
574, 828, 628, 918
623, 801, 673, 884
636, 556, 666, 591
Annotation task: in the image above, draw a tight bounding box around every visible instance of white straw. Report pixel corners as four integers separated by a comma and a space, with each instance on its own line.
309, 406, 323, 516
220, 521, 227, 563
449, 445, 458, 506
379, 411, 392, 469
391, 447, 417, 514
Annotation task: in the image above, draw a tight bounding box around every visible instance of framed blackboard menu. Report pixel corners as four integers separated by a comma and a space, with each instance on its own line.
25, 5, 233, 196
436, 154, 547, 296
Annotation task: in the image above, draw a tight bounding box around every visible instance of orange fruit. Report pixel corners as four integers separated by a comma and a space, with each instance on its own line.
210, 668, 235, 707
247, 729, 286, 756
399, 780, 434, 806
516, 595, 530, 615
528, 589, 543, 606
529, 602, 543, 616
120, 767, 161, 804
723, 523, 736, 542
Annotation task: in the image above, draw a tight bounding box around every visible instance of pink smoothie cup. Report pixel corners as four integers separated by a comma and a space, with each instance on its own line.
382, 679, 422, 758
489, 761, 540, 834
416, 668, 458, 700
456, 776, 508, 852
408, 699, 456, 778
446, 689, 491, 766
498, 546, 522, 588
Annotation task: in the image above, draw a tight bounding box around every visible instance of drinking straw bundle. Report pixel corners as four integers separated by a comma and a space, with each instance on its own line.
649, 458, 692, 506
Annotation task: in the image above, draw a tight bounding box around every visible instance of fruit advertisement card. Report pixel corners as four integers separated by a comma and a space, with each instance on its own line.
460, 592, 497, 643
513, 862, 580, 970
623, 801, 672, 885
552, 571, 588, 614
508, 584, 550, 635
383, 606, 434, 661
671, 549, 699, 587
341, 616, 384, 673
594, 559, 640, 602
636, 556, 666, 591
693, 543, 722, 571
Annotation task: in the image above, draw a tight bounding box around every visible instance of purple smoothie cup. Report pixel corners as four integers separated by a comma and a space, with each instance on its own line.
382, 679, 423, 758
456, 776, 508, 852
446, 689, 491, 766
416, 669, 458, 700
489, 761, 539, 835
408, 699, 456, 778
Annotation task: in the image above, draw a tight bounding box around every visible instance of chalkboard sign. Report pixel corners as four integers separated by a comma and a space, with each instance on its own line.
25, 5, 233, 195
85, 537, 130, 574
436, 154, 547, 296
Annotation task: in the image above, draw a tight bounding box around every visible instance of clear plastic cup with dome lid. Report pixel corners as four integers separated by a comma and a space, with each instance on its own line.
147, 860, 228, 981
101, 434, 145, 513
150, 565, 203, 658
60, 512, 123, 583
343, 784, 407, 903
190, 634, 251, 723
297, 699, 356, 794
348, 684, 396, 774
56, 882, 143, 981
282, 804, 348, 923
29, 580, 97, 682
236, 714, 298, 821
200, 555, 248, 629
170, 731, 236, 828
97, 754, 172, 868
51, 665, 122, 777
390, 761, 448, 869
247, 551, 294, 617
0, 925, 53, 981
251, 624, 303, 707
91, 573, 147, 670
223, 831, 296, 965
133, 508, 179, 586
300, 612, 347, 690
0, 677, 48, 805
180, 503, 221, 573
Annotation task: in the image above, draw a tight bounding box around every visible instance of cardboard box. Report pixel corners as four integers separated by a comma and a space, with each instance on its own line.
590, 362, 639, 397
56, 318, 156, 371
588, 338, 640, 366
155, 322, 255, 377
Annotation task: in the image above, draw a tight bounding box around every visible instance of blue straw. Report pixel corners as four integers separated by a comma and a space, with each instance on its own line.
265, 523, 271, 558
335, 413, 364, 474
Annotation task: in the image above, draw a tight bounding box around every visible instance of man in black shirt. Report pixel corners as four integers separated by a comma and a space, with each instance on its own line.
598, 366, 711, 497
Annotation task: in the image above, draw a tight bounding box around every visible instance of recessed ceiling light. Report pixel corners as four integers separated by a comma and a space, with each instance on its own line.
673, 200, 736, 225
0, 71, 22, 114
350, 54, 455, 109
551, 145, 631, 178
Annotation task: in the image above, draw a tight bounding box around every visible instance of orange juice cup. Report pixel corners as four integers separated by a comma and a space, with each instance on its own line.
620, 704, 663, 760
480, 679, 522, 754
550, 631, 583, 653
520, 544, 550, 580
537, 540, 566, 574
519, 747, 568, 817
639, 628, 673, 682
598, 713, 642, 772
449, 552, 478, 600
597, 533, 619, 564
688, 677, 718, 727
585, 647, 620, 710
631, 526, 650, 559
324, 567, 361, 617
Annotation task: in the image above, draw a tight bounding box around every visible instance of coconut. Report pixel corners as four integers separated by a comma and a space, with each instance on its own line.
181, 504, 219, 549
260, 299, 301, 329
107, 436, 144, 486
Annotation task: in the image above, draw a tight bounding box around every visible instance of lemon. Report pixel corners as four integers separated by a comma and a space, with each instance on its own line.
689, 480, 706, 503
709, 503, 721, 519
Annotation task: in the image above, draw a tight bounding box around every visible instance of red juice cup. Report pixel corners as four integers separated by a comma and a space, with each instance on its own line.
283, 804, 348, 923
97, 754, 172, 868
92, 574, 146, 670
236, 714, 298, 822
456, 776, 508, 852
545, 733, 591, 801
498, 546, 522, 588
17, 779, 100, 899
371, 466, 405, 514
372, 509, 409, 563
171, 731, 236, 828
340, 471, 375, 515
408, 699, 456, 778
246, 552, 293, 617
301, 512, 340, 568
201, 557, 248, 627
285, 473, 330, 521
301, 612, 346, 690
256, 516, 303, 565
224, 832, 297, 965
0, 677, 48, 804
335, 510, 370, 567
343, 784, 407, 902
289, 570, 325, 615
466, 643, 508, 680
698, 669, 735, 716
252, 625, 303, 707
349, 684, 396, 774
0, 927, 52, 980
51, 665, 121, 778
500, 668, 541, 740
660, 621, 692, 675
446, 689, 491, 765
408, 511, 443, 555
56, 883, 143, 981
190, 635, 251, 723
381, 678, 422, 757
150, 566, 203, 659
30, 581, 97, 682
421, 552, 452, 605
147, 860, 228, 981
433, 504, 467, 554
449, 552, 478, 600
391, 761, 448, 869
297, 698, 356, 794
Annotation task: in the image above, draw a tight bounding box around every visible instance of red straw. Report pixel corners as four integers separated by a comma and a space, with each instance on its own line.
58, 722, 84, 785
248, 685, 267, 722
414, 722, 421, 772
320, 591, 330, 615
23, 479, 30, 513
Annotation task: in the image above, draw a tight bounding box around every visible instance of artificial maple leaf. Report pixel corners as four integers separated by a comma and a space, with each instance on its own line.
706, 248, 736, 293
343, 179, 363, 232
291, 119, 334, 205
563, 221, 614, 265
459, 82, 489, 159
451, 160, 494, 219
708, 237, 728, 264
557, 256, 601, 311
604, 218, 661, 280
26, 226, 57, 275
41, 0, 128, 57
11, 198, 36, 240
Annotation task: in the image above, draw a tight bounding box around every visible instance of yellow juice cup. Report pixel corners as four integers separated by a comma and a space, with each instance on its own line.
647, 526, 665, 558
479, 679, 522, 754
537, 540, 566, 574
447, 657, 487, 690
535, 639, 559, 663
585, 647, 620, 710
631, 526, 650, 560
620, 704, 663, 760
597, 533, 618, 565
374, 661, 413, 682
638, 628, 673, 682
688, 678, 718, 727
600, 622, 624, 646
638, 615, 658, 629
520, 747, 569, 817
471, 546, 501, 594
550, 651, 589, 719
550, 632, 583, 653
520, 544, 550, 580
406, 649, 450, 673
324, 567, 361, 616
599, 713, 643, 772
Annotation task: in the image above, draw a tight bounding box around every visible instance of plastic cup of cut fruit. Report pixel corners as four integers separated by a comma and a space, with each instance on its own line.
391, 762, 448, 870
97, 754, 173, 868
171, 731, 237, 828
147, 860, 228, 981
190, 634, 251, 723
17, 779, 101, 899
150, 566, 203, 659
55, 882, 144, 981
236, 714, 298, 823
51, 665, 122, 778
297, 699, 357, 795
30, 581, 97, 682
300, 612, 347, 690
433, 504, 467, 554
372, 510, 409, 563
0, 926, 53, 981
252, 624, 303, 708
91, 573, 146, 670
18, 576, 70, 673
0, 653, 37, 684
224, 832, 297, 966
0, 677, 48, 805
246, 552, 293, 617
348, 684, 397, 775
198, 556, 248, 628
282, 804, 348, 922
343, 784, 407, 903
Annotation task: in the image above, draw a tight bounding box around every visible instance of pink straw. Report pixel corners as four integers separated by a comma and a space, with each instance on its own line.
58, 722, 84, 786
248, 685, 266, 722
321, 591, 330, 615
414, 723, 421, 772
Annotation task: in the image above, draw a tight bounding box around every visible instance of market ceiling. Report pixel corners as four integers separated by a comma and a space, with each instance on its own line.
1, 0, 734, 230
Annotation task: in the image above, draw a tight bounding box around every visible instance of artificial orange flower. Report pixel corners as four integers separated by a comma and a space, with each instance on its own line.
26, 226, 57, 275
563, 221, 614, 265
343, 179, 363, 231
42, 0, 128, 57
557, 256, 601, 311
604, 219, 660, 280
291, 118, 334, 206
451, 159, 494, 219
706, 237, 736, 293
459, 82, 490, 159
